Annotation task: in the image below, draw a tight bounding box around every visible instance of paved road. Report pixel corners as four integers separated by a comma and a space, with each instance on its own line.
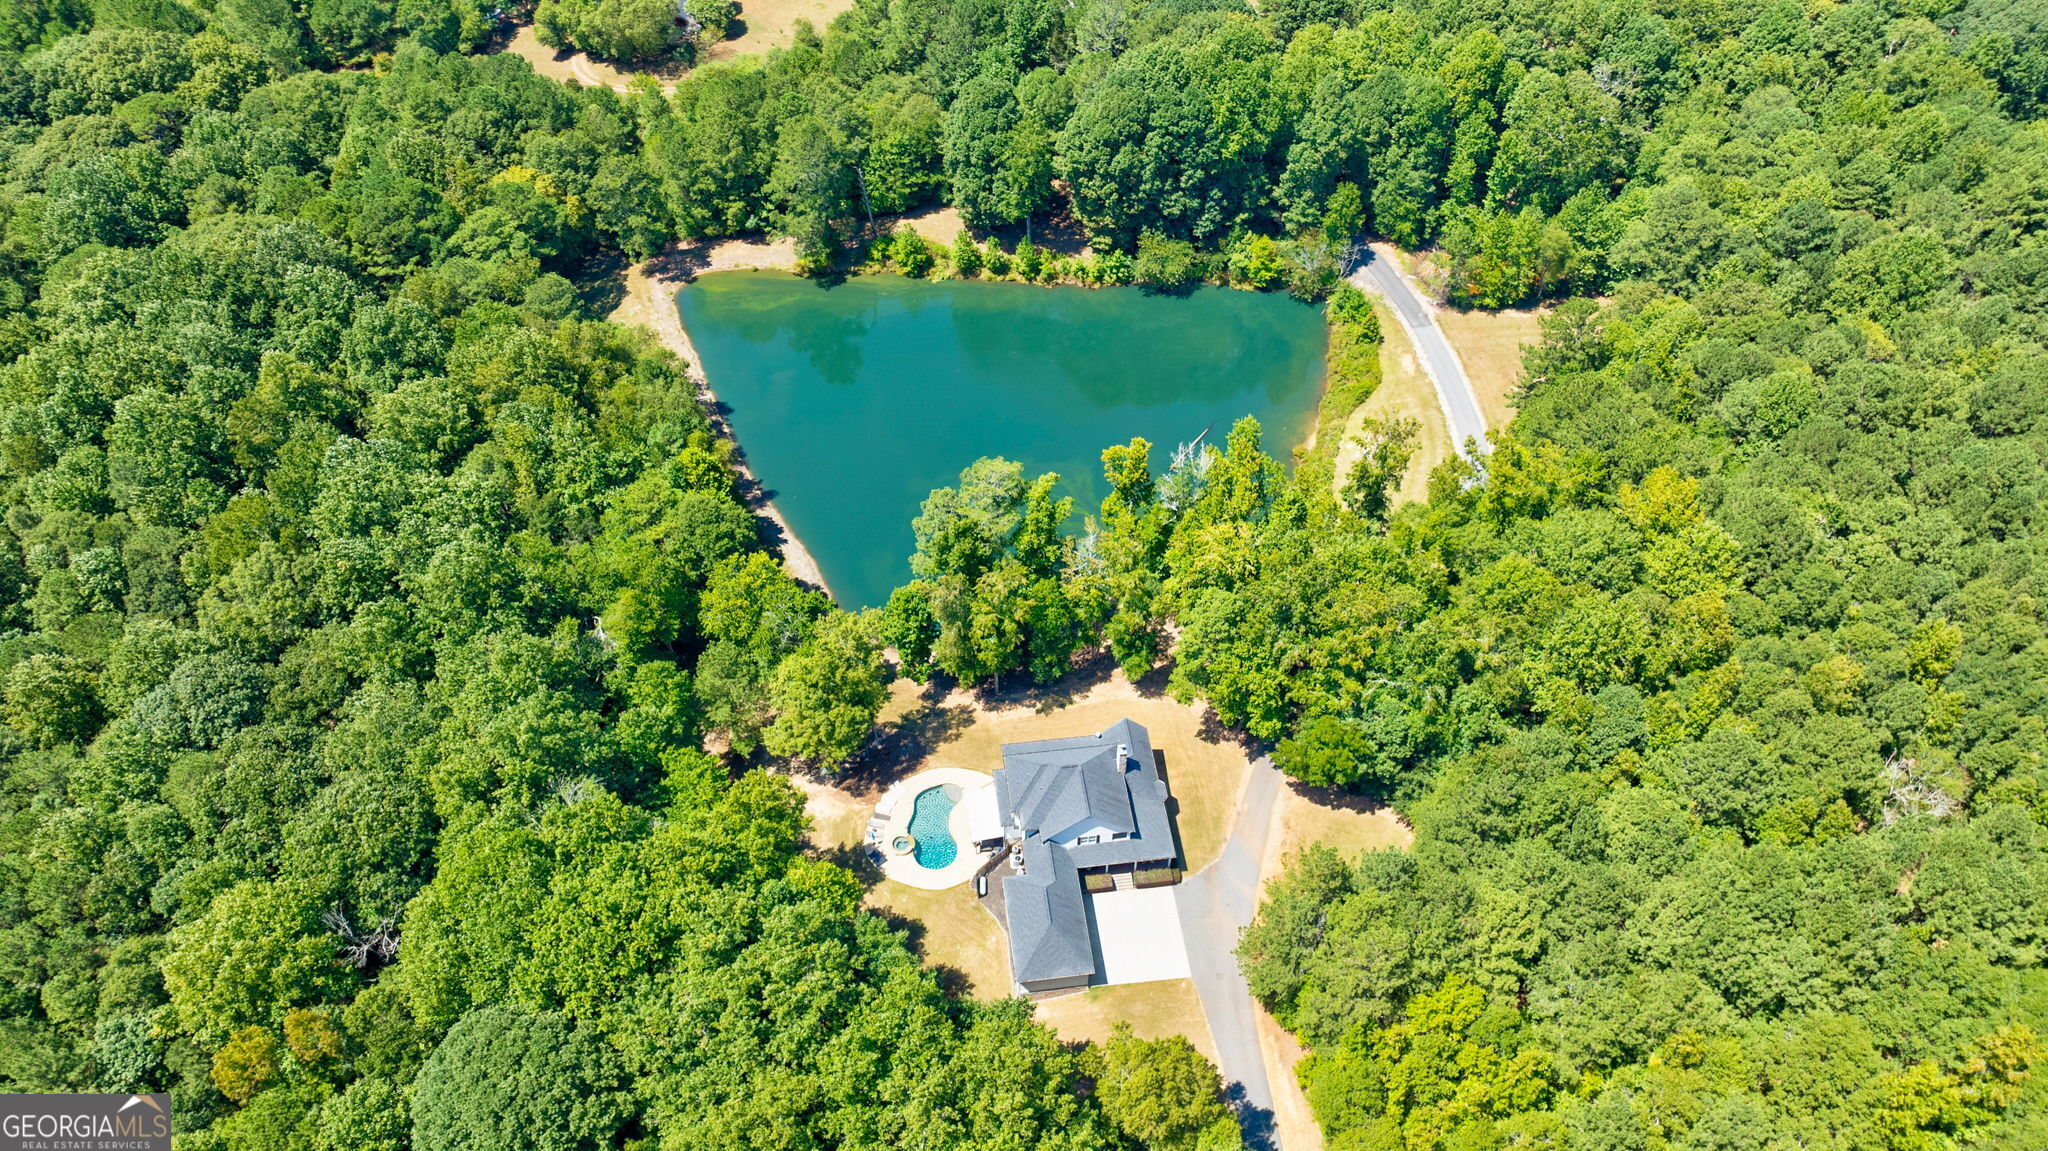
1176, 757, 1286, 1150
1350, 245, 1491, 458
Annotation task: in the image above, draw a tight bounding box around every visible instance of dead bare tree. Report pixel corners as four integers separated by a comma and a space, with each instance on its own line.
1881, 756, 1962, 827
324, 908, 400, 972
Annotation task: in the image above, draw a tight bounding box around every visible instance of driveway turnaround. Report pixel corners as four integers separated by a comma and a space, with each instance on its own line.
1087, 887, 1193, 985
1176, 757, 1287, 1149
1350, 243, 1491, 459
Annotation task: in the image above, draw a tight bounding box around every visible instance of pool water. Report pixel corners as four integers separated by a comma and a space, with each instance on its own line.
906, 785, 960, 869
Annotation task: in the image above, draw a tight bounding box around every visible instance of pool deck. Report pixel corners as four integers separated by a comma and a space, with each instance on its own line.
871, 767, 998, 890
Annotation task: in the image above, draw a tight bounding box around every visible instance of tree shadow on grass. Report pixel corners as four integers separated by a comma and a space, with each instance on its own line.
1281, 776, 1405, 816
964, 647, 1121, 715
865, 906, 979, 999
645, 242, 709, 282
1196, 704, 1271, 759
1130, 655, 1175, 699
979, 211, 1095, 258
815, 841, 885, 886
839, 698, 978, 791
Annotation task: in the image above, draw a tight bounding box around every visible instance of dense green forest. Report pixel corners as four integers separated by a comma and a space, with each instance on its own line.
0, 12, 1251, 1151
3, 0, 2048, 1145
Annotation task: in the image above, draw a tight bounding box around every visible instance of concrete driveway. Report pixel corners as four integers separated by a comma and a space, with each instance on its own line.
1087, 887, 1193, 984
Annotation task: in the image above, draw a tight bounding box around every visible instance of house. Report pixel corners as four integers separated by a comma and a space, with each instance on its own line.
994, 719, 1177, 993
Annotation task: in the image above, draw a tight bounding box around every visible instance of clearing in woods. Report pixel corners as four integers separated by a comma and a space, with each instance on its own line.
703, 0, 859, 60
1435, 306, 1546, 432
1331, 296, 1547, 510
500, 0, 858, 93
1331, 300, 1452, 509
1035, 979, 1221, 1064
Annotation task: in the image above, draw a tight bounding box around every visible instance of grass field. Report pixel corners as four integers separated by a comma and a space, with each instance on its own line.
502, 24, 685, 92
866, 878, 1012, 1000
1245, 790, 1409, 1150
704, 0, 858, 60
1436, 307, 1544, 432
1035, 979, 1219, 1064
906, 677, 1252, 874
500, 0, 858, 93
792, 773, 870, 852
811, 672, 1251, 1000
1297, 308, 1383, 492
1257, 785, 1412, 900
1332, 300, 1452, 510
1258, 1003, 1324, 1151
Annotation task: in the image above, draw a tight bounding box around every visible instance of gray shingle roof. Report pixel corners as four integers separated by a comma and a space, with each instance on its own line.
998, 743, 1134, 838
995, 719, 1176, 990
995, 718, 1174, 872
1001, 839, 1095, 986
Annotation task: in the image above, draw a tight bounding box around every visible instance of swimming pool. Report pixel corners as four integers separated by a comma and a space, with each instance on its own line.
906, 785, 960, 869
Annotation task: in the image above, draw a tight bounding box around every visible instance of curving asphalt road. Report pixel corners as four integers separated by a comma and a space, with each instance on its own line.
1350, 244, 1491, 459
1170, 250, 1490, 1151
1176, 757, 1286, 1150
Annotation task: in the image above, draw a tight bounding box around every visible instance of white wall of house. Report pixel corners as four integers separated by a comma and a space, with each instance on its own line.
1047, 820, 1126, 846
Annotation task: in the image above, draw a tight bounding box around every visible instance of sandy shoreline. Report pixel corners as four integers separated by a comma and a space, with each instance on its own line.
608, 239, 837, 599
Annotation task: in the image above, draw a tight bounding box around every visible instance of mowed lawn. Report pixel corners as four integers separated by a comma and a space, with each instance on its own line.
911, 676, 1253, 874
1257, 785, 1413, 900
815, 672, 1256, 1005
704, 0, 859, 60
1331, 297, 1544, 509
866, 878, 1013, 1000
1435, 306, 1545, 432
1035, 978, 1219, 1065
1335, 300, 1451, 509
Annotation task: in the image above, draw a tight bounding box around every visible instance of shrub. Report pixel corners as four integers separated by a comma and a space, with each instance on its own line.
983, 237, 1011, 277
889, 228, 934, 277
1133, 233, 1203, 291
1228, 233, 1285, 289
1134, 867, 1182, 888
953, 229, 982, 277
1015, 237, 1043, 280
1096, 249, 1135, 285
1326, 283, 1380, 341
1083, 872, 1116, 894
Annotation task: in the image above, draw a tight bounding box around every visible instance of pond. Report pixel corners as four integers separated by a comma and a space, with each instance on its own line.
675, 272, 1329, 608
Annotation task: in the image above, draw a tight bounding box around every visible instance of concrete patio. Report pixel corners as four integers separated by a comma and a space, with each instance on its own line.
1087, 886, 1192, 985
869, 766, 999, 890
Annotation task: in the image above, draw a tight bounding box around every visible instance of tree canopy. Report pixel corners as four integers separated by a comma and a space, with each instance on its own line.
5, 0, 2048, 1145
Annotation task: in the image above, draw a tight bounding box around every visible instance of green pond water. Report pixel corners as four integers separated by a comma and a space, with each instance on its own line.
675, 272, 1328, 608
